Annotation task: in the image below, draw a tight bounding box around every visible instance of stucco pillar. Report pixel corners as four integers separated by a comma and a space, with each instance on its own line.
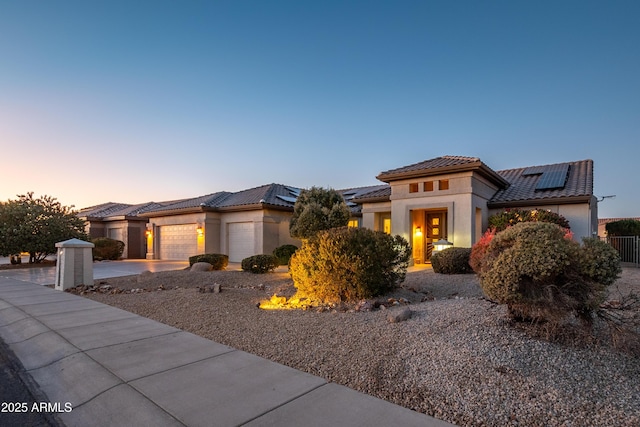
55, 238, 95, 291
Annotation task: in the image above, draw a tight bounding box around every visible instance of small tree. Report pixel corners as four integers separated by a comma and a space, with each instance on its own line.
0, 193, 88, 263
289, 187, 350, 239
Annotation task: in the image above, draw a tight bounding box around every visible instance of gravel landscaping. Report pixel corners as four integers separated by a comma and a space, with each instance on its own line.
77, 266, 640, 427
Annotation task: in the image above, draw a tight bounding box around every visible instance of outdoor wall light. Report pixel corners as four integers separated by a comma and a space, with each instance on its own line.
145, 230, 152, 238
433, 238, 453, 252
415, 226, 422, 236
196, 227, 204, 236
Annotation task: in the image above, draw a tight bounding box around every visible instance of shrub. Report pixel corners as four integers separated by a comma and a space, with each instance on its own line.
488, 208, 570, 233
578, 237, 621, 288
431, 247, 473, 274
474, 222, 620, 322
92, 237, 125, 261
272, 244, 298, 266
605, 219, 640, 236
289, 227, 411, 304
241, 254, 279, 274
188, 253, 229, 270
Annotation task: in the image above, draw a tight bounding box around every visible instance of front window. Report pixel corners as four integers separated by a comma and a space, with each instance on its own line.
409, 183, 419, 193
348, 219, 359, 228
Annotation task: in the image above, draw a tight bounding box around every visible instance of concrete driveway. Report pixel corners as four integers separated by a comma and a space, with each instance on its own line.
0, 259, 189, 285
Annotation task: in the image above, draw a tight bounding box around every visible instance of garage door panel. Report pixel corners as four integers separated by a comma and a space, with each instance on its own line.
228, 222, 255, 262
159, 224, 198, 260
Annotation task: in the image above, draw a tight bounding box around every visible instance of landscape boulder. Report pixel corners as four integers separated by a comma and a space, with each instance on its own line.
387, 307, 413, 323
191, 262, 213, 272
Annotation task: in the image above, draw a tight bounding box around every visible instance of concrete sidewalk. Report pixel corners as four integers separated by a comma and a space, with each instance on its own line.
0, 276, 454, 426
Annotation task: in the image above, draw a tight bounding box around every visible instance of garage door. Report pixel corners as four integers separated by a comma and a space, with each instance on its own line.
159, 224, 198, 260
228, 222, 255, 262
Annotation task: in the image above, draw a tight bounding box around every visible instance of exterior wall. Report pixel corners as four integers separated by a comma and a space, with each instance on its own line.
361, 201, 391, 231
388, 171, 501, 249
145, 209, 299, 261
488, 200, 597, 241
83, 219, 148, 259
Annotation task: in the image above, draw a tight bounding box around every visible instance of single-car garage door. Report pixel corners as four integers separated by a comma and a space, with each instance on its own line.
159, 224, 198, 260
228, 222, 255, 262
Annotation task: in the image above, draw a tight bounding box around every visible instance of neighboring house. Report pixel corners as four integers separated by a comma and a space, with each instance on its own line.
598, 217, 640, 237
78, 202, 166, 259
79, 155, 598, 263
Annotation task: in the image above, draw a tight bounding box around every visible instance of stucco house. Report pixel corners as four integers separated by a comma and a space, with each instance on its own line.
356, 156, 596, 263
79, 155, 598, 263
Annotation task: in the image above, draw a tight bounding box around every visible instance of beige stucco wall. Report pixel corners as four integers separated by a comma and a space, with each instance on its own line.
386, 171, 501, 249
488, 199, 597, 241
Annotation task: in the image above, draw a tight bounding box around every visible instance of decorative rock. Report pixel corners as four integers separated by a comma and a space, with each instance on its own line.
198, 283, 221, 293
387, 307, 413, 323
191, 262, 213, 272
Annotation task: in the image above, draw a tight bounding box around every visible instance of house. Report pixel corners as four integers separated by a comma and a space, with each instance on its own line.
356, 156, 597, 264
78, 201, 166, 259
80, 155, 598, 263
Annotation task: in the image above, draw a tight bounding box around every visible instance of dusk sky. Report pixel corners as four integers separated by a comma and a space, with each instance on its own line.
1, 1, 638, 218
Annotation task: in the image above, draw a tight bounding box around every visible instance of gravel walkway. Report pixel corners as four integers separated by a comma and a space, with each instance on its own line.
77, 267, 640, 427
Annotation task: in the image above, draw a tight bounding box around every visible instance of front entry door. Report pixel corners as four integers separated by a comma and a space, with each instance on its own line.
426, 212, 446, 261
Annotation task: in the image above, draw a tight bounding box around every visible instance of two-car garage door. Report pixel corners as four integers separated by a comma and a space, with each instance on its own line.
157, 222, 256, 262
159, 224, 197, 261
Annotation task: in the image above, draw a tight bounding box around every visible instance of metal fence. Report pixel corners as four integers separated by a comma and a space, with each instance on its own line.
604, 236, 640, 267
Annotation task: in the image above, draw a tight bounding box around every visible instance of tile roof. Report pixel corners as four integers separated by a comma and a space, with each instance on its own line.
490, 159, 593, 206
376, 155, 509, 187
217, 184, 302, 209
78, 202, 134, 218
352, 185, 391, 202
153, 192, 232, 211
377, 155, 481, 179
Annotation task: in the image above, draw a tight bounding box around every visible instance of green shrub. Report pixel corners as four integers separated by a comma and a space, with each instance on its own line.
272, 244, 298, 266
578, 237, 621, 288
488, 208, 570, 233
289, 227, 411, 304
474, 222, 620, 322
188, 253, 229, 270
605, 219, 640, 236
241, 254, 279, 274
431, 247, 473, 274
92, 237, 125, 261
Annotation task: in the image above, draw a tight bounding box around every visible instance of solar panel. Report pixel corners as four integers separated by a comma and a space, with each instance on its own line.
522, 166, 546, 176
535, 164, 570, 190
276, 195, 298, 204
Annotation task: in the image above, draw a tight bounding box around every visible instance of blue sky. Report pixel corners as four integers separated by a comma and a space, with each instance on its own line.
1, 1, 638, 218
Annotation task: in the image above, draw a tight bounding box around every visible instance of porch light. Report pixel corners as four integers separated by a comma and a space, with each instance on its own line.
433, 238, 453, 252
415, 226, 422, 236
145, 230, 152, 238
196, 226, 204, 236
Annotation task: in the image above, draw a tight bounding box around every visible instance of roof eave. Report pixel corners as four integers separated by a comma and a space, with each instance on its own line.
139, 206, 209, 218
377, 161, 509, 188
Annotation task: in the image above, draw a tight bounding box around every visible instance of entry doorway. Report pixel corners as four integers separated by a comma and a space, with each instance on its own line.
425, 212, 446, 261
412, 209, 447, 264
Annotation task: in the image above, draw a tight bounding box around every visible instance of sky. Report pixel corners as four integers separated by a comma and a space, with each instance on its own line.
0, 0, 638, 218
